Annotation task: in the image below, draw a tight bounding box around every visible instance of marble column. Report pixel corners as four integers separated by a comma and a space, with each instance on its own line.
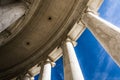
82, 10, 120, 66
62, 38, 84, 80
0, 3, 26, 32
16, 74, 33, 80
39, 59, 54, 80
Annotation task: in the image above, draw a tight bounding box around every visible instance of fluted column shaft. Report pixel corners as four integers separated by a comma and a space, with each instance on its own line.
39, 59, 52, 80
62, 39, 84, 80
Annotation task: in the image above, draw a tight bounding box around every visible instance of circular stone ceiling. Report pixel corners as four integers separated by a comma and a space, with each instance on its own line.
0, 0, 88, 79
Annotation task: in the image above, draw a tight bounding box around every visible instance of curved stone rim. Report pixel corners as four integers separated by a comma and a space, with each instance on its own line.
0, 0, 89, 79
0, 0, 41, 47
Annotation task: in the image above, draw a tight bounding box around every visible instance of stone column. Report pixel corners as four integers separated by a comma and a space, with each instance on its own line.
16, 74, 33, 80
0, 3, 26, 32
82, 10, 120, 66
62, 38, 84, 80
39, 59, 55, 80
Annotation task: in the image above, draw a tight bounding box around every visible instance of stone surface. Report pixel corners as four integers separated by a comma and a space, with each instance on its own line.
40, 59, 52, 80
62, 39, 84, 80
0, 0, 89, 79
87, 0, 103, 11
82, 11, 120, 66
68, 22, 86, 41
0, 3, 26, 32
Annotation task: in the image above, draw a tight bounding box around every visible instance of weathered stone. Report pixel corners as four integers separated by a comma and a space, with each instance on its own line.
0, 3, 26, 33
62, 39, 84, 80
82, 11, 120, 66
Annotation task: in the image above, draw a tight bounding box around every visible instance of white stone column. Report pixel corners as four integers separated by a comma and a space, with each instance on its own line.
82, 10, 120, 66
16, 74, 33, 80
62, 38, 84, 80
39, 59, 53, 80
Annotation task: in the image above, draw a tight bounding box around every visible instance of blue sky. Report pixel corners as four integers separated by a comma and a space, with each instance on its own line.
99, 0, 120, 27
35, 0, 120, 80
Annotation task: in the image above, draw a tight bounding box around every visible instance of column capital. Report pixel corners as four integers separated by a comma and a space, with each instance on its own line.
84, 7, 98, 15
16, 74, 32, 80
66, 38, 72, 42
44, 59, 56, 67
38, 58, 56, 68
64, 38, 77, 47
